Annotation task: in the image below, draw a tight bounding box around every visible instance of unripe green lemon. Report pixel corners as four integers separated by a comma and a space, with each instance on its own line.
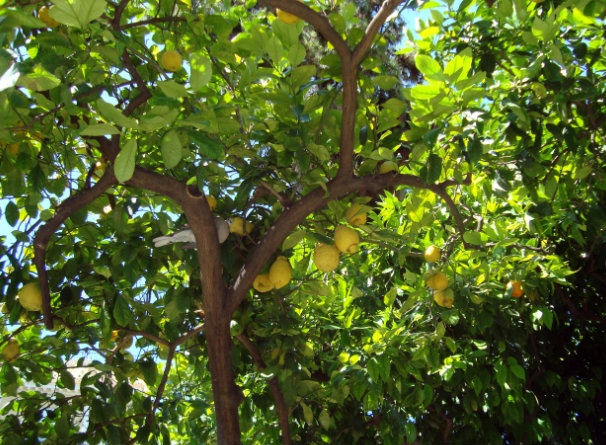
346, 203, 367, 226
313, 244, 340, 272
269, 256, 292, 289
253, 273, 274, 293
426, 271, 448, 291
18, 282, 42, 312
161, 50, 183, 72
334, 225, 359, 253
424, 245, 441, 263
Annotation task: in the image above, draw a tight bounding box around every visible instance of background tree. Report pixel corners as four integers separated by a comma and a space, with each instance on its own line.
1, 0, 604, 444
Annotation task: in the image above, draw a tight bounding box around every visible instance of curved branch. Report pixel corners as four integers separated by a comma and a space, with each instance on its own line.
33, 170, 118, 329
257, 0, 351, 62
236, 334, 292, 445
352, 0, 408, 66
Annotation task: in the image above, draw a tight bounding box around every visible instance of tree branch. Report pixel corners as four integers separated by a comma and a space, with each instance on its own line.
257, 0, 350, 62
352, 0, 407, 66
121, 50, 152, 117
236, 333, 292, 445
227, 172, 435, 315
120, 16, 187, 30
33, 170, 118, 329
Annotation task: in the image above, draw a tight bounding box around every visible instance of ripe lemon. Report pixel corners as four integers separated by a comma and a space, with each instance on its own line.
206, 195, 217, 211
230, 217, 253, 236
424, 245, 441, 263
253, 273, 274, 293
346, 203, 367, 226
269, 256, 292, 289
161, 50, 183, 72
277, 8, 300, 24
314, 244, 340, 272
433, 289, 454, 308
2, 339, 20, 362
379, 160, 398, 174
426, 271, 448, 291
18, 282, 43, 312
334, 225, 359, 253
38, 6, 59, 28
506, 280, 524, 298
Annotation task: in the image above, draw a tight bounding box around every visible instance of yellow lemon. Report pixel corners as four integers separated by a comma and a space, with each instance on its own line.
346, 203, 367, 226
253, 273, 274, 293
277, 8, 300, 24
334, 225, 359, 253
18, 282, 43, 312
2, 339, 20, 362
424, 245, 441, 263
506, 280, 524, 298
426, 271, 448, 291
38, 6, 59, 28
161, 50, 183, 72
313, 244, 340, 272
269, 256, 292, 289
206, 195, 217, 212
230, 217, 253, 236
379, 161, 398, 174
433, 289, 454, 308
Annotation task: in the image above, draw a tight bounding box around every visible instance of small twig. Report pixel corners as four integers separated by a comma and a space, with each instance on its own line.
119, 16, 187, 30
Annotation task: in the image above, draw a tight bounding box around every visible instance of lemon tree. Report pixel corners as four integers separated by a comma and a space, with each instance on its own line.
1, 1, 605, 444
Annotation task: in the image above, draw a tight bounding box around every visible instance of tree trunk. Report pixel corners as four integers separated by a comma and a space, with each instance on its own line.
206, 317, 242, 445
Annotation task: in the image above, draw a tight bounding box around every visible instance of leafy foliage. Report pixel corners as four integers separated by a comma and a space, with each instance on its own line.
1, 0, 605, 444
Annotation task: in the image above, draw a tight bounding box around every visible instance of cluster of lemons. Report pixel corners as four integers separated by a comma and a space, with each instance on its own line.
423, 245, 454, 308
1, 283, 43, 362
252, 203, 366, 294
313, 203, 366, 273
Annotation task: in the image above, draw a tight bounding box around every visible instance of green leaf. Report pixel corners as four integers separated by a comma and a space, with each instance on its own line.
16, 64, 60, 91
288, 44, 306, 67
265, 35, 284, 65
60, 370, 75, 390
114, 139, 137, 183
367, 357, 381, 383
50, 0, 107, 29
373, 75, 399, 90
190, 54, 212, 91
282, 229, 307, 250
301, 401, 313, 424
318, 409, 331, 430
291, 65, 316, 89
415, 54, 443, 81
5, 201, 19, 227
383, 287, 397, 307
158, 80, 189, 98
95, 99, 138, 129
161, 130, 182, 169
463, 232, 483, 245
79, 123, 120, 136
467, 136, 483, 164
113, 295, 132, 326
444, 47, 473, 83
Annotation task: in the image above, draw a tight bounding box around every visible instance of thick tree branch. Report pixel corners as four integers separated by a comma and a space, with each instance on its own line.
33, 170, 118, 329
236, 334, 292, 445
352, 0, 407, 66
257, 0, 350, 62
